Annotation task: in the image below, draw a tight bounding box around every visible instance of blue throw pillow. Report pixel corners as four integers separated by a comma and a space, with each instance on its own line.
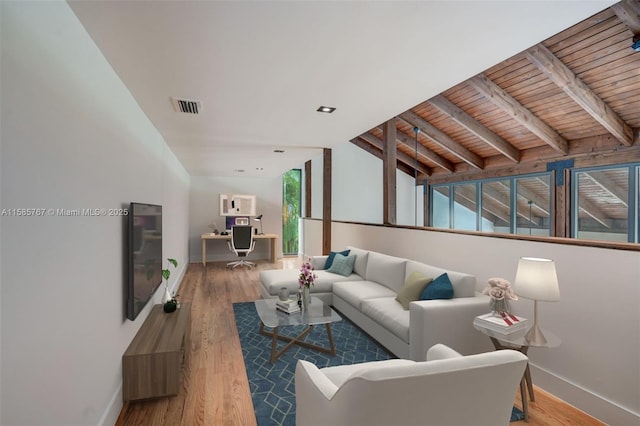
324, 249, 350, 269
420, 273, 454, 300
327, 253, 356, 277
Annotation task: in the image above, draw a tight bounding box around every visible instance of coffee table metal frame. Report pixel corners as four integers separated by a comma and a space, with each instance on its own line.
254, 297, 342, 363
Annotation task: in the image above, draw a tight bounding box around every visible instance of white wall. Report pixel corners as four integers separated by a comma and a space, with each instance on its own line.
189, 176, 283, 263
1, 3, 190, 425
311, 142, 421, 225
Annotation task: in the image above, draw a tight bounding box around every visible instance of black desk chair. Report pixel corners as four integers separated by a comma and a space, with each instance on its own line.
227, 225, 256, 269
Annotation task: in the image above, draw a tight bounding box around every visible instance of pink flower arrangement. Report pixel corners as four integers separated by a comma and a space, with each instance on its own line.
482, 277, 518, 302
298, 260, 317, 289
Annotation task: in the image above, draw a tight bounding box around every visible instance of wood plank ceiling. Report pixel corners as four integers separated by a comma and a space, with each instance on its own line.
352, 0, 640, 233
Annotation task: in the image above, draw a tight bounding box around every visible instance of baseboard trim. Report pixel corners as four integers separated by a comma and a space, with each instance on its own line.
98, 382, 123, 426
530, 363, 639, 425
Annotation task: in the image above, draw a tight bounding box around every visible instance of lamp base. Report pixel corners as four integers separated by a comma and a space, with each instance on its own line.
525, 323, 548, 346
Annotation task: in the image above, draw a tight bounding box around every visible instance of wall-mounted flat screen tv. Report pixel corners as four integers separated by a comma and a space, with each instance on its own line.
127, 202, 162, 321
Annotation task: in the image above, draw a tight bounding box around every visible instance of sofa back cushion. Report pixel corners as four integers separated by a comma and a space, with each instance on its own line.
365, 251, 407, 293
405, 261, 476, 298
345, 246, 369, 277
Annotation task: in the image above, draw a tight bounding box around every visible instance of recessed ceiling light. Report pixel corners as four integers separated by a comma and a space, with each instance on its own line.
316, 106, 336, 113
274, 149, 285, 153
256, 167, 263, 171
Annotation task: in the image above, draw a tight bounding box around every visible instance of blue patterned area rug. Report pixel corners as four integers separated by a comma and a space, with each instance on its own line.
233, 301, 525, 425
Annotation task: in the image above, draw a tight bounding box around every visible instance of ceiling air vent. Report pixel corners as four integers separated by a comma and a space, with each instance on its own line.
171, 97, 202, 114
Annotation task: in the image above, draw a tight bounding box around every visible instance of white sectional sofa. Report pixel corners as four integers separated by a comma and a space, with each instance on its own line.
259, 246, 492, 360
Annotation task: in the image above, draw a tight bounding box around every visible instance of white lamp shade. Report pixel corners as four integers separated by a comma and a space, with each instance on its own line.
514, 257, 560, 302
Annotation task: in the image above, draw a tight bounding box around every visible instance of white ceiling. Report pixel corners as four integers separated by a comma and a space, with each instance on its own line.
68, 0, 615, 178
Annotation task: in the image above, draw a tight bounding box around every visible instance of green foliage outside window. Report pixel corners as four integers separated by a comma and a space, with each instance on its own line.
283, 169, 301, 255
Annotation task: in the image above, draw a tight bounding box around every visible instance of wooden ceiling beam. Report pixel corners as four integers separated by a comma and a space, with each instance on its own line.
429, 94, 521, 162
468, 73, 569, 154
399, 112, 485, 169
357, 133, 432, 176
611, 0, 640, 34
394, 129, 454, 173
525, 43, 634, 147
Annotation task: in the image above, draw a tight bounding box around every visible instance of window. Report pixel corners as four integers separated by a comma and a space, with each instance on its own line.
430, 164, 640, 244
431, 172, 552, 235
282, 169, 301, 255
515, 174, 551, 236
573, 166, 631, 243
432, 186, 450, 228
453, 183, 477, 231
481, 180, 511, 233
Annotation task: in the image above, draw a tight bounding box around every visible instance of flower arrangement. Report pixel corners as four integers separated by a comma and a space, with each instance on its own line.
298, 259, 317, 309
298, 260, 317, 289
482, 277, 518, 314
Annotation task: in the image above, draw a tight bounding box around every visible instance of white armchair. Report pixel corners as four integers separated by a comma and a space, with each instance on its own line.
295, 344, 527, 426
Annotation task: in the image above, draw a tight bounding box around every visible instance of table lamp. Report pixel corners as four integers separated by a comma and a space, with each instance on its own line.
514, 257, 560, 346
254, 214, 264, 235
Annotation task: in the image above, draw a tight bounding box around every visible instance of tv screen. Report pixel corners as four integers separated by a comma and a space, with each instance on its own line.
127, 202, 162, 321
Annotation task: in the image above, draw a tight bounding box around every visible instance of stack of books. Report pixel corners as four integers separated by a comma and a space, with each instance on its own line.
474, 313, 528, 336
276, 299, 300, 314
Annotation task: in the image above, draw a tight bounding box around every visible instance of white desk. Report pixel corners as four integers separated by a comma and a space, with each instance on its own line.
201, 233, 279, 266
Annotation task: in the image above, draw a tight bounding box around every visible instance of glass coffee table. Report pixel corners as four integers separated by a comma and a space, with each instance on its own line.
254, 297, 342, 363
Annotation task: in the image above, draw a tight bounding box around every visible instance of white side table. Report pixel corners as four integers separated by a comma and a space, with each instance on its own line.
473, 315, 561, 423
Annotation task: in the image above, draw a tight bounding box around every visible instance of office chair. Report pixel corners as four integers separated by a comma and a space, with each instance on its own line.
227, 225, 256, 269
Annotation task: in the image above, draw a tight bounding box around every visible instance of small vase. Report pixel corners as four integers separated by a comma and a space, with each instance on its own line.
489, 298, 510, 315
278, 287, 290, 301
302, 286, 311, 311
162, 286, 172, 304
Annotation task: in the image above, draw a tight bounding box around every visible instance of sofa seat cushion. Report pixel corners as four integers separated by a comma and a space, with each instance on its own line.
260, 269, 361, 296
405, 260, 476, 298
361, 298, 411, 343
332, 281, 396, 309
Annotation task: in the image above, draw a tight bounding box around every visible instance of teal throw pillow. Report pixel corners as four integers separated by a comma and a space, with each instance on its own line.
324, 249, 350, 269
420, 273, 454, 300
327, 253, 356, 277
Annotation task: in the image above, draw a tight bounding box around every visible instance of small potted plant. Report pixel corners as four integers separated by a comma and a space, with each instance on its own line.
162, 258, 179, 313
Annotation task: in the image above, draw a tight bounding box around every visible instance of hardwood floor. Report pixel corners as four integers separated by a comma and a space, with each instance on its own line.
117, 260, 605, 426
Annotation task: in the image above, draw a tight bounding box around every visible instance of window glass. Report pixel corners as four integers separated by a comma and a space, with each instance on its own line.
453, 183, 477, 231
575, 167, 628, 242
481, 180, 511, 233
432, 186, 450, 228
515, 175, 551, 236
282, 169, 301, 255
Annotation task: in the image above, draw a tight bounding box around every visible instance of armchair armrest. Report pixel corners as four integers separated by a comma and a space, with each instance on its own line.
409, 294, 493, 360
426, 343, 463, 361
295, 360, 339, 401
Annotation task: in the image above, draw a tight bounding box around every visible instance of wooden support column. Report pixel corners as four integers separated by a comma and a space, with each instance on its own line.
422, 179, 430, 227
383, 118, 397, 225
322, 148, 332, 255
547, 160, 573, 238
304, 160, 312, 218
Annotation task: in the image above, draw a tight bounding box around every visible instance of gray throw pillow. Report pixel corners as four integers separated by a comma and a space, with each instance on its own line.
327, 253, 356, 276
